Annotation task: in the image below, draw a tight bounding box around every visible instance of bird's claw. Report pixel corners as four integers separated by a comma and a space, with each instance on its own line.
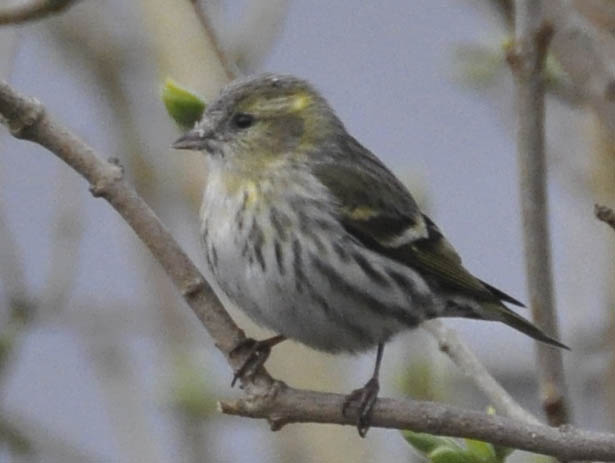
229, 335, 285, 387
342, 377, 380, 437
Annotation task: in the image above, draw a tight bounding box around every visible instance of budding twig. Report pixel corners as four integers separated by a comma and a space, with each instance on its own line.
508, 1, 570, 427
425, 321, 540, 425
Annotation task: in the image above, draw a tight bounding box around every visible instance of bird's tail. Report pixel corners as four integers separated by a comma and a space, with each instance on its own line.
484, 302, 569, 350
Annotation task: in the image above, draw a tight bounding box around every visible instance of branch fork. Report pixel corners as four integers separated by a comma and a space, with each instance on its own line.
505, 21, 553, 77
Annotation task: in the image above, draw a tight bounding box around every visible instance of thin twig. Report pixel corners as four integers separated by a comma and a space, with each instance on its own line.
0, 0, 80, 26
188, 0, 235, 80
508, 3, 570, 426
425, 321, 540, 425
595, 204, 615, 231
2, 81, 615, 459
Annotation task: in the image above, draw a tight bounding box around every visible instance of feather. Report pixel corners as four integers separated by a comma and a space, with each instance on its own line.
313, 142, 521, 306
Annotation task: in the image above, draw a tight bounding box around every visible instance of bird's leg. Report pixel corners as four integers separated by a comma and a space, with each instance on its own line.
229, 335, 286, 387
342, 342, 384, 437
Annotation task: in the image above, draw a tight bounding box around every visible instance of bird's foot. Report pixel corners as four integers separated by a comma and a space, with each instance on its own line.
342, 377, 380, 437
229, 335, 285, 387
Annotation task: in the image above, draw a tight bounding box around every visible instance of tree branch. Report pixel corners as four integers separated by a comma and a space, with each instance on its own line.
0, 0, 79, 26
508, 3, 570, 427
2, 80, 615, 459
425, 321, 540, 425
219, 383, 615, 461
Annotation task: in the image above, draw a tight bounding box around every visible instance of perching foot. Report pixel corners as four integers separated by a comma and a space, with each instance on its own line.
229, 335, 285, 387
342, 377, 380, 437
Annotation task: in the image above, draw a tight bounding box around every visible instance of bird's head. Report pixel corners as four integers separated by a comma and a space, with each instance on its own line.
172, 74, 342, 169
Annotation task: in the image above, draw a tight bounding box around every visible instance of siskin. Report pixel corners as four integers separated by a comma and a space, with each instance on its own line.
173, 73, 566, 436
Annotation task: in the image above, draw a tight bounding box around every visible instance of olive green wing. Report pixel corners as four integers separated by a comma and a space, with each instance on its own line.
313, 156, 523, 306
312, 153, 426, 247
313, 152, 572, 348
410, 219, 568, 347
405, 216, 524, 306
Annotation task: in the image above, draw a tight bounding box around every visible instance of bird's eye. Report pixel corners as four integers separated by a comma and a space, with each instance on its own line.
232, 113, 255, 129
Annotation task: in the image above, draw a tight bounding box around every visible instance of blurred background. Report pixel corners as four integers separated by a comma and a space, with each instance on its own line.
0, 0, 613, 461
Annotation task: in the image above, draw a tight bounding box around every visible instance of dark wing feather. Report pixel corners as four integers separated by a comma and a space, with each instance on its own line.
312, 140, 522, 306
401, 217, 523, 305
312, 138, 424, 245
479, 280, 524, 307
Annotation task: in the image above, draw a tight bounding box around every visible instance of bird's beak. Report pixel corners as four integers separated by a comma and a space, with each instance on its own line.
172, 127, 210, 150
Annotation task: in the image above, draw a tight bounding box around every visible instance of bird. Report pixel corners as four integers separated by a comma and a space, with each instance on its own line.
172, 73, 567, 436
